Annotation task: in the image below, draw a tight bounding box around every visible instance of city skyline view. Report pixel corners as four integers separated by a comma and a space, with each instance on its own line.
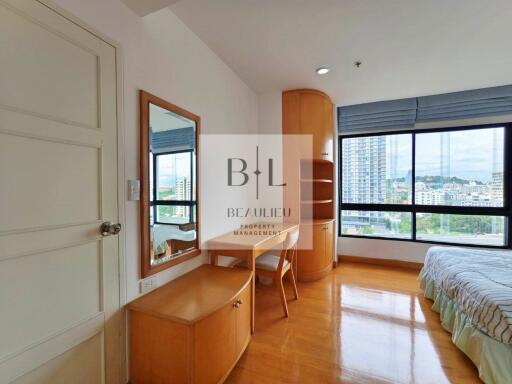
150, 151, 195, 225
156, 151, 192, 189
341, 127, 506, 246
342, 127, 505, 206
385, 128, 504, 183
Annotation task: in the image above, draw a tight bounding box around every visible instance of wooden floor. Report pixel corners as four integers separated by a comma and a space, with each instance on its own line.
226, 262, 482, 384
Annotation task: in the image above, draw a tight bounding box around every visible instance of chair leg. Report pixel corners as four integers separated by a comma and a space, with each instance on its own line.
288, 268, 299, 300
275, 276, 289, 318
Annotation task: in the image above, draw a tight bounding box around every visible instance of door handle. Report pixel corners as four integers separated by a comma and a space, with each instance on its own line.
101, 221, 122, 236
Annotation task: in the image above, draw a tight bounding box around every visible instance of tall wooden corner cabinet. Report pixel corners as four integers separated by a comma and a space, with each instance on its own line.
283, 89, 336, 282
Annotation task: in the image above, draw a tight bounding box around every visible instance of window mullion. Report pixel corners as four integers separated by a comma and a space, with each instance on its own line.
412, 133, 416, 240
153, 152, 157, 222
505, 124, 512, 247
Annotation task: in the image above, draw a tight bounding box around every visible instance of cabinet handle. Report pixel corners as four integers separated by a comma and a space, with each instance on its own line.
233, 302, 240, 309
236, 299, 243, 305
322, 152, 328, 156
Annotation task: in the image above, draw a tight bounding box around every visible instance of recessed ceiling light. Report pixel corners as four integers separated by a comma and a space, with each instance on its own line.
316, 67, 330, 75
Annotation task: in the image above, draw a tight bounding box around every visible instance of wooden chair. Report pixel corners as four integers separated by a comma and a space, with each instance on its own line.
236, 228, 299, 317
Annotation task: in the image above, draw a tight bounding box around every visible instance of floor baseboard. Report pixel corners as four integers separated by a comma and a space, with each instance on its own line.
338, 255, 423, 270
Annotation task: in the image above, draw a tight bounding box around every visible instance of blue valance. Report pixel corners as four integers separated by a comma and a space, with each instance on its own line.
338, 85, 512, 135
151, 127, 195, 151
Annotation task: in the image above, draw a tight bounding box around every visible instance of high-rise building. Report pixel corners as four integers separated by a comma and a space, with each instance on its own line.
175, 177, 191, 200
342, 136, 387, 233
491, 171, 503, 204
342, 136, 386, 203
416, 190, 445, 205
175, 177, 192, 219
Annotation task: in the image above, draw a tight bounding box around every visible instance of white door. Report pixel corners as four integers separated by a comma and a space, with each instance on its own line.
0, 0, 121, 383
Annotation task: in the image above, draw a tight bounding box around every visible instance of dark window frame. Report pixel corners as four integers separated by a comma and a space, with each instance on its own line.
338, 123, 512, 249
152, 148, 196, 225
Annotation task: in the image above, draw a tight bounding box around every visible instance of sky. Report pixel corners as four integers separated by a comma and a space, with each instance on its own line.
149, 102, 195, 188
381, 127, 504, 183
156, 152, 191, 187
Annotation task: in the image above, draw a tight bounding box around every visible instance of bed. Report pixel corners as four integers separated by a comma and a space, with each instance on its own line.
151, 224, 196, 256
420, 246, 512, 384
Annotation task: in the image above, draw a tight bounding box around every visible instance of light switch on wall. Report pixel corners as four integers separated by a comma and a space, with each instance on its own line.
140, 276, 158, 294
128, 179, 140, 201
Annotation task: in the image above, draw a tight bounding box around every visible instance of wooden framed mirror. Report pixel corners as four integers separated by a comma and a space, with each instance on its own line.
140, 91, 200, 278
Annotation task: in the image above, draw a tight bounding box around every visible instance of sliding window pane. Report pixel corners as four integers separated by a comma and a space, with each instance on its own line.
156, 205, 191, 224
341, 210, 412, 239
156, 152, 192, 201
416, 213, 505, 246
342, 134, 412, 204
415, 127, 504, 207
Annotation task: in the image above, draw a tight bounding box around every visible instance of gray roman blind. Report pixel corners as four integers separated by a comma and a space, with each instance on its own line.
338, 85, 512, 135
417, 85, 512, 122
151, 127, 195, 151
338, 98, 417, 134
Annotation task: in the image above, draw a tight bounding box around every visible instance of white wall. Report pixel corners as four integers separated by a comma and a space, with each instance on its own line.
338, 237, 432, 263
258, 92, 282, 134
52, 0, 259, 302
256, 92, 284, 222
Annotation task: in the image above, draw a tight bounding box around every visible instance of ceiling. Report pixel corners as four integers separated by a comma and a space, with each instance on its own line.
150, 103, 195, 132
169, 0, 512, 106
121, 0, 180, 16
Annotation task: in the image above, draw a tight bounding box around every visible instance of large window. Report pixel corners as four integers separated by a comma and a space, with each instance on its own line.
340, 125, 509, 247
151, 150, 196, 225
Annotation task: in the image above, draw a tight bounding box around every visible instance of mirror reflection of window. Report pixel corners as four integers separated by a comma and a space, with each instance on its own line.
155, 151, 194, 224
149, 153, 154, 225
149, 102, 197, 266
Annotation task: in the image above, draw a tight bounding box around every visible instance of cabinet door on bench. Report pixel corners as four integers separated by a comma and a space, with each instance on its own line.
194, 303, 236, 383
235, 284, 251, 355
324, 221, 334, 267
298, 223, 325, 274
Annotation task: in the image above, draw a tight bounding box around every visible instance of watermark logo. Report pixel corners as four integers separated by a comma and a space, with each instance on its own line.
228, 146, 286, 199
201, 134, 312, 226
201, 134, 313, 249
227, 207, 291, 218
233, 223, 282, 236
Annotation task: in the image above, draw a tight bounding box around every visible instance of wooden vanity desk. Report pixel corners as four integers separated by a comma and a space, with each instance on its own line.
208, 222, 299, 332
129, 265, 253, 384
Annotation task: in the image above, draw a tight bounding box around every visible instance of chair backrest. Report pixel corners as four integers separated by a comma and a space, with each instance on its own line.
284, 228, 300, 250
277, 228, 299, 272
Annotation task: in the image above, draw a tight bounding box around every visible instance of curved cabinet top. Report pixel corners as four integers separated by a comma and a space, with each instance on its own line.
283, 88, 333, 103
128, 265, 252, 324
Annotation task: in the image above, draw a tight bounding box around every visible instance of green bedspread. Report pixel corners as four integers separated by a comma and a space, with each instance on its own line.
419, 269, 512, 384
